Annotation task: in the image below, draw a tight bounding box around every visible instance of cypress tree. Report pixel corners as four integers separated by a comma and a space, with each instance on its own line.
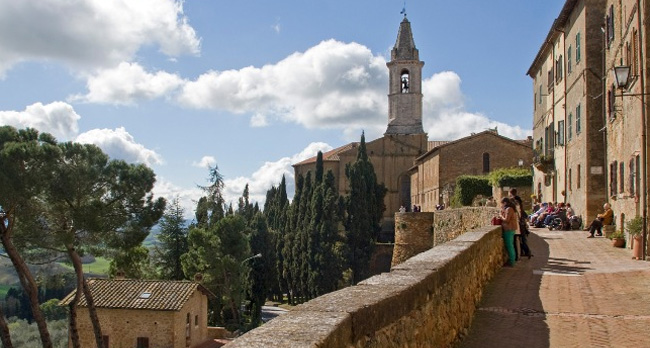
344, 132, 386, 284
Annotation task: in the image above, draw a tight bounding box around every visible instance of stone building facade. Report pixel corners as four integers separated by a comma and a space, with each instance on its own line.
528, 0, 607, 221
602, 0, 649, 246
60, 279, 214, 348
408, 130, 533, 211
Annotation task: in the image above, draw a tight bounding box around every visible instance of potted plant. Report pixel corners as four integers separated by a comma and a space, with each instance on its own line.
627, 216, 644, 259
609, 230, 625, 248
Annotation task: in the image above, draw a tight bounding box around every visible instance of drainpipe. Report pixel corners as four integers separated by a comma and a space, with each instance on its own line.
561, 28, 568, 204
636, 0, 647, 260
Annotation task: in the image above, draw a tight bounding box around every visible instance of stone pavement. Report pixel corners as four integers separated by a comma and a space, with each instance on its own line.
457, 227, 650, 348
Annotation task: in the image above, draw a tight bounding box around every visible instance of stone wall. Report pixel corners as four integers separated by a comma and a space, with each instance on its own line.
224, 225, 506, 348
391, 212, 434, 267
432, 207, 500, 246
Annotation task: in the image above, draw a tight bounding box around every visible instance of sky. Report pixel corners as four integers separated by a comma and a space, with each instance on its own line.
0, 0, 566, 218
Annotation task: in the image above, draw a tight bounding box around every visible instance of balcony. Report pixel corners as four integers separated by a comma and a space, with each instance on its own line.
533, 151, 555, 173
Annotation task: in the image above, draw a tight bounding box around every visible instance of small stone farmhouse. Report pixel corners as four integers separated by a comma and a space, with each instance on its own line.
60, 278, 220, 348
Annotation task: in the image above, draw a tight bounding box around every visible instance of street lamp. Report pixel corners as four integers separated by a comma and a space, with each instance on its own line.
614, 65, 631, 89
612, 64, 648, 261
241, 253, 262, 265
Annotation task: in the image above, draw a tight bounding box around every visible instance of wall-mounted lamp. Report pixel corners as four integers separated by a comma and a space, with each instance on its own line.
614, 65, 631, 89
518, 159, 524, 167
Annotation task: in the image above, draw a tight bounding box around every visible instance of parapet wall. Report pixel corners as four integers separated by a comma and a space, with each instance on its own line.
433, 207, 500, 246
224, 225, 506, 348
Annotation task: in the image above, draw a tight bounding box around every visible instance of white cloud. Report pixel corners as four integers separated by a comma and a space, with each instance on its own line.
223, 142, 333, 205
0, 101, 80, 140
75, 127, 163, 166
192, 156, 216, 169
152, 177, 202, 220
0, 0, 200, 76
70, 62, 185, 105
422, 71, 531, 140
178, 40, 387, 132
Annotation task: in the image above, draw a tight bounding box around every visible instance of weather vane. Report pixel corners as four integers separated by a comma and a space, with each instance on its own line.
400, 1, 407, 17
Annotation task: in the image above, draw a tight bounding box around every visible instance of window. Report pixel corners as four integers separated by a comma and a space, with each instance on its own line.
555, 55, 563, 83
636, 155, 641, 197
566, 45, 573, 75
576, 32, 581, 62
620, 162, 625, 193
482, 153, 490, 173
629, 159, 635, 196
568, 113, 573, 140
137, 337, 149, 348
186, 313, 191, 346
103, 336, 109, 348
195, 315, 199, 326
576, 104, 582, 134
632, 29, 639, 75
569, 168, 573, 191
577, 165, 581, 189
400, 70, 410, 93
606, 5, 614, 46
610, 161, 618, 196
547, 68, 554, 92
557, 120, 565, 145
607, 88, 614, 119
538, 85, 542, 104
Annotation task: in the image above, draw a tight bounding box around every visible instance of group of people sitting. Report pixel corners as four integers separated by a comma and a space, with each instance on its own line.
528, 201, 582, 230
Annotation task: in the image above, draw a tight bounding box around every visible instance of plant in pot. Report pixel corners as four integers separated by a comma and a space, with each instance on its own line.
627, 216, 644, 259
609, 230, 626, 248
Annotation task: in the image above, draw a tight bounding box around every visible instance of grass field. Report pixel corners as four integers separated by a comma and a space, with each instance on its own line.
58, 257, 111, 276
0, 284, 13, 297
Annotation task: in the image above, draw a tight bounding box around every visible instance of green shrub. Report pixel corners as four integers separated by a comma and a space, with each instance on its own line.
453, 176, 491, 206
487, 168, 532, 187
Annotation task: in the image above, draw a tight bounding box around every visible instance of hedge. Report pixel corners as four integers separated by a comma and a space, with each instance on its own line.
452, 175, 492, 206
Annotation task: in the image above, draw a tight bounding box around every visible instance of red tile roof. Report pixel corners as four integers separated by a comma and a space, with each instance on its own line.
60, 279, 213, 311
292, 142, 358, 166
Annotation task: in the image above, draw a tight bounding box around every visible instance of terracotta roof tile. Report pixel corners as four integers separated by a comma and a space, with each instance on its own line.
59, 279, 212, 311
293, 142, 358, 166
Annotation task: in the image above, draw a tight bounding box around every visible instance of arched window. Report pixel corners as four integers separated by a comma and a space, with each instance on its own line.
482, 153, 490, 173
400, 70, 410, 93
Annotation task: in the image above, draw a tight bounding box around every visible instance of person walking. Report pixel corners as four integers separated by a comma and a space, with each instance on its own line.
499, 197, 518, 266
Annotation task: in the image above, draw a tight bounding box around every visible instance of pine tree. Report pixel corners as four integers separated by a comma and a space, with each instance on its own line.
344, 132, 386, 284
154, 198, 189, 280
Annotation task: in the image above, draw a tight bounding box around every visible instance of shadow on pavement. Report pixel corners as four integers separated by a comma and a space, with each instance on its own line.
456, 231, 551, 348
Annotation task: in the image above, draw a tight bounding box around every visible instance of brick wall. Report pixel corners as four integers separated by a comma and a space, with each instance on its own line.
224, 225, 506, 348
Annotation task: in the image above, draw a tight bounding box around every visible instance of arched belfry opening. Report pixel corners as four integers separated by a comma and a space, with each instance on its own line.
400, 69, 410, 93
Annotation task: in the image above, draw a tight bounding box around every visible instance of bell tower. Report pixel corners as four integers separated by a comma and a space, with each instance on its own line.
385, 16, 425, 135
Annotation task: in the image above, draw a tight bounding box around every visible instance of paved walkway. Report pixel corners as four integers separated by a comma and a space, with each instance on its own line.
457, 227, 650, 348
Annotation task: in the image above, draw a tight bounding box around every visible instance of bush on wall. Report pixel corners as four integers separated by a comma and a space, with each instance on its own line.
487, 168, 532, 188
452, 175, 492, 207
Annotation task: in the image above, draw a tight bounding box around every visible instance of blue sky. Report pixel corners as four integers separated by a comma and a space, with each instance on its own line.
0, 0, 564, 217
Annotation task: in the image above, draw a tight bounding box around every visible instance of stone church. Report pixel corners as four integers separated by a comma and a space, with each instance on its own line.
293, 16, 532, 241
